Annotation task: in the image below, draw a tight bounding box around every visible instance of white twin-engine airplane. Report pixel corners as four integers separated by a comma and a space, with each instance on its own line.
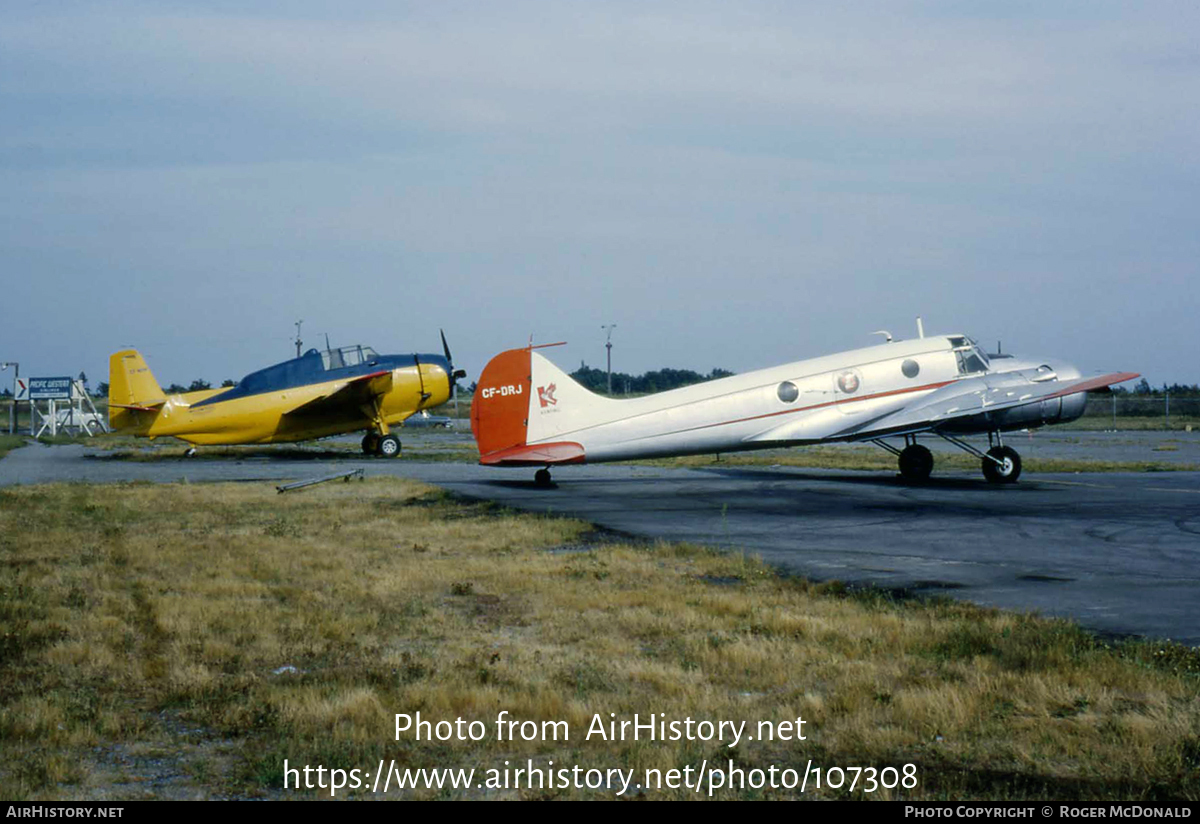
471, 329, 1138, 487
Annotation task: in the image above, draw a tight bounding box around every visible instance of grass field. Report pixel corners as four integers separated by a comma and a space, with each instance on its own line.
1, 479, 1197, 800
0, 434, 27, 460
1062, 415, 1200, 432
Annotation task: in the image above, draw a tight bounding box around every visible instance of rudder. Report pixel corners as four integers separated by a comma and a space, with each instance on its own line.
471, 347, 532, 458
472, 345, 619, 465
108, 350, 166, 433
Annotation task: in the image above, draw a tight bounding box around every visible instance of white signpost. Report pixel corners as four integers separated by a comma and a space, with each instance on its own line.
28, 377, 108, 437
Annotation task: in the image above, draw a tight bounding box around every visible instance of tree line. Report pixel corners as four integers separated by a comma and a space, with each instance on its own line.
1114, 379, 1200, 397
567, 363, 735, 395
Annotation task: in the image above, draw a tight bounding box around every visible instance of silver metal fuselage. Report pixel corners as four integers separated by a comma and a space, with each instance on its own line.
525, 335, 1085, 463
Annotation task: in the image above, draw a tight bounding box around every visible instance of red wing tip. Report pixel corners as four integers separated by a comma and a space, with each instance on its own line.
1084, 371, 1140, 388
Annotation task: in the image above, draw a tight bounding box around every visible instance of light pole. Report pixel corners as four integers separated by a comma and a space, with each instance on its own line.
601, 325, 617, 395
1, 362, 16, 435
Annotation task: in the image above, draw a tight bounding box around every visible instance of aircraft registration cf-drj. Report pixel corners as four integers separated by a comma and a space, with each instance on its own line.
471, 329, 1138, 485
109, 334, 465, 456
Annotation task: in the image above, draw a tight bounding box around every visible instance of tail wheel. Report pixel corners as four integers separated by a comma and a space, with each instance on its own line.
898, 444, 934, 481
377, 434, 402, 458
362, 433, 380, 455
982, 446, 1021, 484
534, 468, 552, 487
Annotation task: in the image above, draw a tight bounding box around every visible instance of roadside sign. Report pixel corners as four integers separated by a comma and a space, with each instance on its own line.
28, 377, 73, 400
15, 378, 28, 401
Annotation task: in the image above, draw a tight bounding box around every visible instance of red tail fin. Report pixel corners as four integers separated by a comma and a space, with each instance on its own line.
471, 348, 532, 458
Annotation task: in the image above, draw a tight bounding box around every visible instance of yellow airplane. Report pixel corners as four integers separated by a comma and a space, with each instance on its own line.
108, 335, 464, 456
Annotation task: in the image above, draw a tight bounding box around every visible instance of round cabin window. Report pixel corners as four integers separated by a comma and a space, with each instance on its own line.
777, 381, 799, 403
836, 371, 860, 394
901, 359, 920, 378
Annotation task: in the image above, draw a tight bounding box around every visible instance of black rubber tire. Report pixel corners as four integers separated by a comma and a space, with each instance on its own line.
377, 434, 402, 458
982, 446, 1021, 484
898, 444, 934, 481
534, 468, 552, 487
362, 433, 379, 455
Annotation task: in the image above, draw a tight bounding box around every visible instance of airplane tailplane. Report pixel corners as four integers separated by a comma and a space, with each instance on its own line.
472, 346, 617, 465
108, 349, 166, 433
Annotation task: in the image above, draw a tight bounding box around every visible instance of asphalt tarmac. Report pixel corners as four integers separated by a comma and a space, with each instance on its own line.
3, 441, 1198, 646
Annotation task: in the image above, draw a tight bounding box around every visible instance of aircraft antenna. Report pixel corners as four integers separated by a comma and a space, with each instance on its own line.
294, 320, 303, 357
872, 330, 893, 343
916, 317, 925, 339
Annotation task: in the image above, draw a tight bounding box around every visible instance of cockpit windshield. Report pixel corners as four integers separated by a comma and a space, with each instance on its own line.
951, 336, 989, 375
321, 345, 379, 371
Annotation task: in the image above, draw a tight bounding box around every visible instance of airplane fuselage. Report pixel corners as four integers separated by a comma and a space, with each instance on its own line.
521, 337, 1079, 462
144, 364, 449, 444
472, 333, 1130, 485
111, 347, 454, 447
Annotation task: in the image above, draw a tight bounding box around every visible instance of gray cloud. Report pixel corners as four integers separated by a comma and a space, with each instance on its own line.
1, 1, 1196, 387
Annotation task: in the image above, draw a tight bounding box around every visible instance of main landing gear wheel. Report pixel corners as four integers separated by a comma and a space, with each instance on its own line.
361, 433, 380, 455
534, 468, 552, 487
898, 444, 934, 481
377, 434, 402, 458
982, 446, 1021, 484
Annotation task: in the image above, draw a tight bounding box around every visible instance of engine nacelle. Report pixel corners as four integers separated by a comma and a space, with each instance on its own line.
941, 390, 1089, 433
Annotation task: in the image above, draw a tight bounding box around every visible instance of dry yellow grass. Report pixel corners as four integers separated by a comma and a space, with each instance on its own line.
1, 479, 1197, 800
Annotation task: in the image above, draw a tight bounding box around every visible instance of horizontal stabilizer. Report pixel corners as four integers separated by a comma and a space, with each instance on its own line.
479, 441, 586, 466
109, 400, 167, 412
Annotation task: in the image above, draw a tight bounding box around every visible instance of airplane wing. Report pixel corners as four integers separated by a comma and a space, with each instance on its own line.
839, 371, 1140, 439
282, 370, 393, 417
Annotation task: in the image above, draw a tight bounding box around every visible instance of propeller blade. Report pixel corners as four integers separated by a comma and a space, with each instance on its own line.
440, 328, 466, 383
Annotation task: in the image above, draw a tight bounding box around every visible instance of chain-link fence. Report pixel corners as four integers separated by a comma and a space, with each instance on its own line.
1079, 394, 1200, 429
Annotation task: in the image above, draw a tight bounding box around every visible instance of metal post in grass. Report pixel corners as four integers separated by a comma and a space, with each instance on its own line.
0, 362, 15, 435
1112, 393, 1117, 430
602, 324, 617, 396
1166, 391, 1170, 429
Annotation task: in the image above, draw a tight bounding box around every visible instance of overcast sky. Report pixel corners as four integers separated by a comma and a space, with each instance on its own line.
2, 1, 1197, 391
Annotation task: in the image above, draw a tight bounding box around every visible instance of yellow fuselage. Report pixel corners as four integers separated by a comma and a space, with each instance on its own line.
125, 362, 450, 445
